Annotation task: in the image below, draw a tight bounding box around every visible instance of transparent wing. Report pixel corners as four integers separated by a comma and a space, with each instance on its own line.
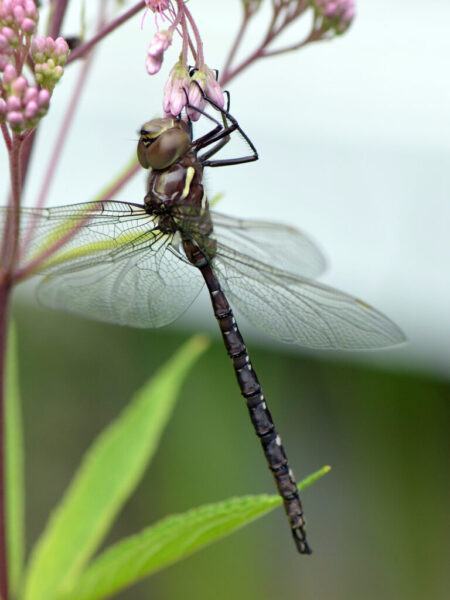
211, 211, 326, 279
213, 242, 405, 350
1, 200, 203, 328
38, 240, 203, 328
13, 200, 155, 273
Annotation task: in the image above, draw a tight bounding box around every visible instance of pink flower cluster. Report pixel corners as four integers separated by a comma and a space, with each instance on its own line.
163, 62, 225, 121
145, 1, 226, 120
0, 0, 38, 68
0, 64, 49, 131
315, 0, 355, 33
0, 0, 38, 36
0, 2, 69, 133
31, 35, 70, 90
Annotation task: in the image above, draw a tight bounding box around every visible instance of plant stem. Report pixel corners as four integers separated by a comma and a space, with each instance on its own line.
48, 0, 70, 39
0, 280, 10, 600
67, 1, 146, 64
221, 8, 251, 82
1, 124, 11, 152
183, 4, 204, 68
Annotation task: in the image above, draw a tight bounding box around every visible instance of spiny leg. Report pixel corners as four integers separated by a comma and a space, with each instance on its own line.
193, 87, 258, 167
185, 83, 257, 165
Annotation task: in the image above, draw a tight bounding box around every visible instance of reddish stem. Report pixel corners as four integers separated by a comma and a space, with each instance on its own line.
1, 125, 11, 152
221, 8, 251, 81
177, 0, 189, 65
67, 2, 146, 64
48, 0, 70, 39
0, 134, 22, 600
221, 1, 314, 85
0, 280, 10, 600
183, 4, 204, 68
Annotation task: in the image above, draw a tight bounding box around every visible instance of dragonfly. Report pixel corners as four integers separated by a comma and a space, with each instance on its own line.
1, 91, 404, 555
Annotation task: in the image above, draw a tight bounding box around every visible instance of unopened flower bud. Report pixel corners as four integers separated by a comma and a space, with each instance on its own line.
31, 35, 70, 90
1, 67, 51, 132
3, 63, 17, 83
146, 29, 172, 76
186, 73, 206, 122
314, 0, 355, 34
163, 62, 190, 117
146, 53, 163, 75
0, 0, 38, 38
186, 65, 225, 121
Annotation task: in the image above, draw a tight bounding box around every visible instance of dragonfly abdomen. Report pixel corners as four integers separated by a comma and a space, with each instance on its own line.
195, 253, 312, 554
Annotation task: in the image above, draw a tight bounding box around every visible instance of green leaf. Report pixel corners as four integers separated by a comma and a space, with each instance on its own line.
5, 322, 25, 596
60, 466, 331, 600
23, 336, 209, 600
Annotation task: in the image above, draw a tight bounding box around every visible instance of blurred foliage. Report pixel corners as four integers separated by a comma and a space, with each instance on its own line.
13, 301, 450, 600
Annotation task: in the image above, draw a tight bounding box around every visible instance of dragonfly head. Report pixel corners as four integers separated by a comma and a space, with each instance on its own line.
137, 117, 191, 171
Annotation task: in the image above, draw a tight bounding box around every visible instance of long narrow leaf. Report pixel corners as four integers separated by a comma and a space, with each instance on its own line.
60, 466, 331, 600
5, 322, 25, 596
24, 335, 209, 600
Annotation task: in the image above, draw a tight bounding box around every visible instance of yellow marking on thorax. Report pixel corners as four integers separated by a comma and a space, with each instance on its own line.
181, 166, 195, 199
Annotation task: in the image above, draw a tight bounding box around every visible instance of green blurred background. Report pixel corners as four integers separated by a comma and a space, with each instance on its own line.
14, 301, 450, 600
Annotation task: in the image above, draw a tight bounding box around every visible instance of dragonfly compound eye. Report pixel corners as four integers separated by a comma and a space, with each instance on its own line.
138, 127, 191, 170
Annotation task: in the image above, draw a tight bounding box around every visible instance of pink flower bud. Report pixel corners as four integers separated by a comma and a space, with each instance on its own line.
54, 36, 69, 58
6, 96, 21, 111
0, 98, 7, 117
21, 17, 35, 33
163, 63, 190, 117
12, 75, 27, 93
148, 30, 172, 57
315, 0, 355, 33
31, 34, 70, 89
1, 28, 15, 42
186, 79, 206, 122
24, 99, 38, 119
13, 6, 25, 22
38, 88, 50, 107
146, 53, 163, 75
23, 86, 37, 102
186, 65, 225, 120
204, 68, 225, 109
3, 63, 17, 83
7, 111, 24, 126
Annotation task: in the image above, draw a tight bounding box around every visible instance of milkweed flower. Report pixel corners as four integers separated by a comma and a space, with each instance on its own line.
146, 29, 172, 75
0, 63, 50, 132
163, 61, 190, 117
315, 0, 355, 34
31, 35, 70, 90
187, 66, 225, 121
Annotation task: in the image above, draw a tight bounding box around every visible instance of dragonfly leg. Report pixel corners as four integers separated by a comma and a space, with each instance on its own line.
193, 87, 258, 167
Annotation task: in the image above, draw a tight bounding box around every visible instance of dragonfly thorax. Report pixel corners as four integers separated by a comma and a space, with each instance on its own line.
144, 153, 206, 235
